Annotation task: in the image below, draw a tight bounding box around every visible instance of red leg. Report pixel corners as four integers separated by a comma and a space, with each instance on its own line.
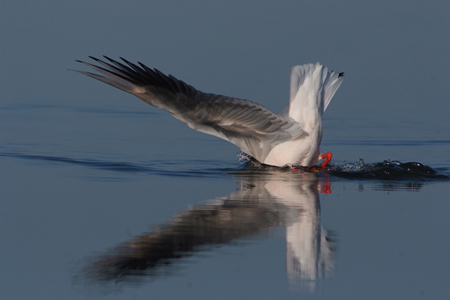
319, 152, 332, 167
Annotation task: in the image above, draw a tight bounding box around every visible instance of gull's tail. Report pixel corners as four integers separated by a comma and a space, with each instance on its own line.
289, 63, 344, 121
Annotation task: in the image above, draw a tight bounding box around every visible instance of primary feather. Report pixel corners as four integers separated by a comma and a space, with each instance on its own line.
75, 57, 343, 167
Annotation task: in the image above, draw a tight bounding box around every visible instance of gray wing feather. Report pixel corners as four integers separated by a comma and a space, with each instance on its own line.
75, 56, 303, 162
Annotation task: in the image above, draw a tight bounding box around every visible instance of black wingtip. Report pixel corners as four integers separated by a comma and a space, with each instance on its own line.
338, 72, 344, 78
89, 56, 102, 62
119, 56, 130, 63
103, 55, 116, 63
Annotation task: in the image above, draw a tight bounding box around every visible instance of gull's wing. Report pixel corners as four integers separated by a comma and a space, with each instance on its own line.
75, 56, 303, 162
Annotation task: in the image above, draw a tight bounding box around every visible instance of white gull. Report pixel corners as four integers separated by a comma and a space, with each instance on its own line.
76, 57, 343, 168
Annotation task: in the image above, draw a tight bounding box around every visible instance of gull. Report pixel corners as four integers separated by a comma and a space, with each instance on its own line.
75, 56, 343, 168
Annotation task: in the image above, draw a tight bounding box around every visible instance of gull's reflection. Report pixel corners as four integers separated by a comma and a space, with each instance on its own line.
81, 172, 334, 291
264, 175, 334, 291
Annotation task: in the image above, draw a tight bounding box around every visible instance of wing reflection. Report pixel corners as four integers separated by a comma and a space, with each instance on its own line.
81, 172, 334, 291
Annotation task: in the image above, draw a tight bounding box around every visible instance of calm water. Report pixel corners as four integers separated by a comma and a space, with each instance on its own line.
2, 1, 450, 300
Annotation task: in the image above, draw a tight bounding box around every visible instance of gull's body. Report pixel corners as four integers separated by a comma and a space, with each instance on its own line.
76, 57, 343, 167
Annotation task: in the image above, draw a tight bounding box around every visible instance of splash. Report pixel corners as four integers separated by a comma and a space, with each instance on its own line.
238, 152, 449, 180
328, 159, 449, 180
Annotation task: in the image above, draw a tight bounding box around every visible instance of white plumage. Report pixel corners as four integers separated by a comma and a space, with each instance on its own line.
76, 57, 343, 167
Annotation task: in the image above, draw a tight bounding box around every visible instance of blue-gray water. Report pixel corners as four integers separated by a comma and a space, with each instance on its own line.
1, 1, 450, 299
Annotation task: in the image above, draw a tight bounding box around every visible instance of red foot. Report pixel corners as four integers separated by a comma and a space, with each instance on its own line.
319, 152, 332, 167
290, 152, 332, 172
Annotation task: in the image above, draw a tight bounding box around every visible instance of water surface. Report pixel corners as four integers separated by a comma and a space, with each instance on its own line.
1, 1, 450, 300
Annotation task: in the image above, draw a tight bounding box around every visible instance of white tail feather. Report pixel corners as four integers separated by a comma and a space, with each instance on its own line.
289, 63, 343, 122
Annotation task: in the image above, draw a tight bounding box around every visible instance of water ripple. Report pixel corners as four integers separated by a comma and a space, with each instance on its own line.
0, 152, 230, 178
329, 139, 450, 147
2, 151, 449, 181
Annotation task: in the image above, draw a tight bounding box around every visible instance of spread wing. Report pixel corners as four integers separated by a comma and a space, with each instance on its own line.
75, 56, 304, 162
